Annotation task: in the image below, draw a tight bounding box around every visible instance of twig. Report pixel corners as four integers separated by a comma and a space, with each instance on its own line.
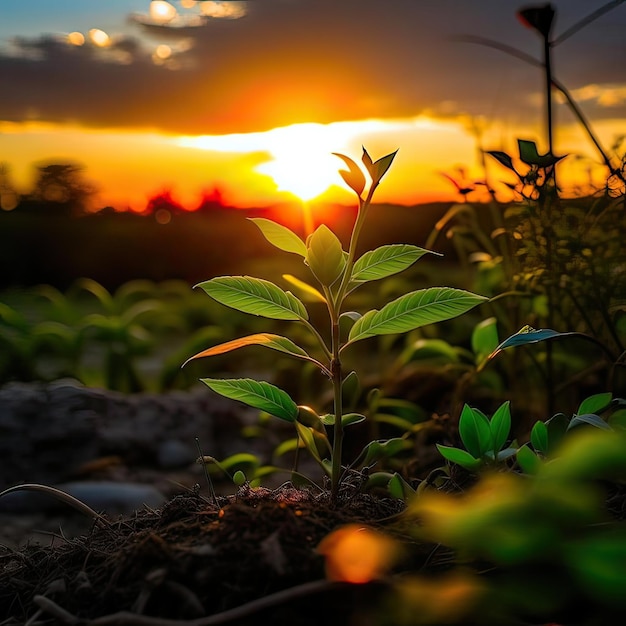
89, 579, 343, 625
33, 595, 80, 624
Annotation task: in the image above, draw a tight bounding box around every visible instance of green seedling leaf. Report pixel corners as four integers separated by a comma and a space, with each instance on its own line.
217, 453, 260, 473
273, 438, 302, 459
568, 413, 612, 431
232, 470, 247, 486
495, 447, 518, 462
295, 421, 332, 467
487, 150, 517, 172
490, 401, 512, 453
608, 409, 626, 431
363, 148, 398, 186
387, 473, 416, 500
347, 287, 486, 344
488, 325, 574, 359
577, 392, 612, 416
248, 218, 307, 257
184, 333, 327, 374
351, 244, 437, 283
282, 274, 326, 303
333, 152, 366, 196
341, 370, 361, 410
297, 405, 325, 431
471, 317, 499, 365
201, 378, 298, 422
518, 139, 566, 168
305, 224, 346, 287
530, 420, 549, 454
358, 438, 411, 467
397, 338, 459, 366
516, 444, 542, 474
197, 276, 308, 321
321, 413, 367, 427
436, 445, 482, 471
459, 405, 493, 458
545, 413, 569, 451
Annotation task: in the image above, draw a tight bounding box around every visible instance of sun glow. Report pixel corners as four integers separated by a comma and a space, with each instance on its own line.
179, 122, 357, 202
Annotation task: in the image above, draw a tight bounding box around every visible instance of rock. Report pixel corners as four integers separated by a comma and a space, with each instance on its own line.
157, 439, 195, 469
0, 381, 252, 490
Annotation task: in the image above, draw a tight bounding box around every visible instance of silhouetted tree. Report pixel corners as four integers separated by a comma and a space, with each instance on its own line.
0, 163, 19, 212
30, 162, 95, 216
196, 185, 227, 213
145, 188, 186, 216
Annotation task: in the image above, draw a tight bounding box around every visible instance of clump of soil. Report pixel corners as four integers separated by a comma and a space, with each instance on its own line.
0, 484, 424, 625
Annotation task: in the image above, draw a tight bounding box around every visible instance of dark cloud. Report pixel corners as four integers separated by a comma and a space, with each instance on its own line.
0, 0, 624, 135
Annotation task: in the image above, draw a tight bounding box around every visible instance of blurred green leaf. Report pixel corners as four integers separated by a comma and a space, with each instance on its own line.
577, 392, 612, 416
249, 218, 307, 257
530, 421, 549, 453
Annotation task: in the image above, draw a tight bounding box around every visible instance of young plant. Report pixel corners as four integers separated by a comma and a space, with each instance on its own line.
184, 148, 486, 500
436, 401, 516, 471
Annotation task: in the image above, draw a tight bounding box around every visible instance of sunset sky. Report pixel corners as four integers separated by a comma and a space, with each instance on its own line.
0, 0, 625, 211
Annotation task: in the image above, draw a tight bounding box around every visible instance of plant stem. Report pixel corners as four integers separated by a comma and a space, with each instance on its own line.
330, 318, 343, 501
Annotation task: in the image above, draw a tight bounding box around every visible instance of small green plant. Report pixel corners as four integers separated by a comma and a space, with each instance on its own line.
436, 401, 516, 471
185, 148, 487, 500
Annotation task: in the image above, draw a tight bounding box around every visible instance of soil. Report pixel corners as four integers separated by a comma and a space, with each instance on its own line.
0, 482, 441, 626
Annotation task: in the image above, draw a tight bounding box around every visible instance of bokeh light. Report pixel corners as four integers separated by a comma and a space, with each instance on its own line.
67, 31, 85, 46
149, 1, 178, 24
88, 29, 111, 47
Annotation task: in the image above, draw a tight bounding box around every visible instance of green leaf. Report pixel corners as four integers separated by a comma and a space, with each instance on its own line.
201, 378, 298, 422
487, 150, 517, 172
197, 276, 308, 321
490, 401, 511, 453
347, 287, 486, 344
471, 317, 499, 365
363, 148, 398, 185
516, 444, 542, 474
488, 325, 574, 359
362, 438, 411, 466
219, 453, 260, 473
577, 393, 612, 416
518, 139, 565, 168
568, 414, 612, 431
341, 370, 361, 410
295, 422, 331, 467
530, 420, 549, 453
387, 473, 416, 500
333, 152, 366, 196
495, 447, 518, 462
459, 405, 493, 458
183, 333, 326, 373
305, 224, 346, 287
351, 244, 436, 283
436, 445, 482, 471
248, 218, 307, 257
282, 274, 326, 303
320, 413, 367, 427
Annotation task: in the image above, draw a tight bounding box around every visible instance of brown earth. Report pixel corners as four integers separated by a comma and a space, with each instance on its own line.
0, 483, 441, 626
